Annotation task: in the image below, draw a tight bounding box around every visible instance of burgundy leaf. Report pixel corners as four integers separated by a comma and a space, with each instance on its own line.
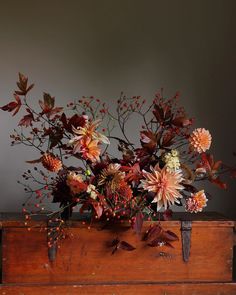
0, 94, 22, 116
162, 230, 179, 241
143, 224, 162, 241
18, 108, 34, 127
119, 241, 136, 251
172, 116, 192, 127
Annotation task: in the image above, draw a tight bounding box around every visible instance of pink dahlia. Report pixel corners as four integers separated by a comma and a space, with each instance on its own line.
141, 165, 184, 211
185, 190, 208, 213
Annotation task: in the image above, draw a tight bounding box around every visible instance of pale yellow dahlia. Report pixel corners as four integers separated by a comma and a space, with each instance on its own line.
41, 153, 62, 172
141, 165, 184, 211
98, 163, 125, 192
185, 190, 208, 213
189, 128, 212, 153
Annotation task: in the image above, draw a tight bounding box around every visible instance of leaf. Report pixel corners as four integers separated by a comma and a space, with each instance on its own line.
61, 113, 87, 133
132, 212, 143, 235
15, 73, 34, 96
140, 130, 159, 151
143, 224, 162, 241
119, 241, 136, 251
109, 238, 120, 247
39, 93, 63, 118
172, 116, 192, 127
161, 132, 175, 147
153, 104, 164, 123
18, 108, 34, 127
162, 230, 179, 241
49, 129, 63, 149
210, 177, 227, 189
91, 202, 103, 218
0, 94, 22, 116
148, 238, 162, 247
26, 158, 42, 164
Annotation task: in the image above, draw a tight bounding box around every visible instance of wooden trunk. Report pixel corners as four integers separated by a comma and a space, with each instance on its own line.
0, 212, 235, 294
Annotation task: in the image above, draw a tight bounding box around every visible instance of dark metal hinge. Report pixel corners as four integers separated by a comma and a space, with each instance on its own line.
181, 220, 192, 262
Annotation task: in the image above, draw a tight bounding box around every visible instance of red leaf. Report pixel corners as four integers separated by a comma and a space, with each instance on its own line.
172, 116, 192, 127
210, 177, 227, 189
0, 94, 22, 116
162, 230, 179, 241
39, 93, 62, 117
143, 224, 162, 241
18, 108, 34, 127
91, 202, 103, 218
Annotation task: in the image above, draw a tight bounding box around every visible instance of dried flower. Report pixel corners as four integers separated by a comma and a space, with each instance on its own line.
41, 153, 62, 172
98, 163, 125, 192
185, 190, 208, 213
141, 166, 184, 211
189, 128, 212, 153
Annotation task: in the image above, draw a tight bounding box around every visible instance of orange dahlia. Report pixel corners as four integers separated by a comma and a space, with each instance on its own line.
66, 172, 87, 194
141, 165, 184, 211
69, 119, 110, 154
189, 128, 212, 153
41, 153, 62, 172
80, 138, 101, 162
185, 190, 208, 213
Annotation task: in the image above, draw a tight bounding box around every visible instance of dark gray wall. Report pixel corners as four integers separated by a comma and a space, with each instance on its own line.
0, 0, 236, 217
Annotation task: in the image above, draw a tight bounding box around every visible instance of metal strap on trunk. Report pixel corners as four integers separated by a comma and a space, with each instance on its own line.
181, 220, 192, 262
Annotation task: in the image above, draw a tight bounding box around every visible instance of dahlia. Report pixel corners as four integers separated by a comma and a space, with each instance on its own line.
69, 119, 110, 154
80, 138, 101, 162
41, 153, 62, 172
66, 172, 87, 194
189, 128, 212, 153
185, 190, 208, 213
141, 165, 184, 211
98, 163, 125, 192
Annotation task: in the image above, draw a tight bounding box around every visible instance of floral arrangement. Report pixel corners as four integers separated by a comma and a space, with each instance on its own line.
1, 73, 235, 252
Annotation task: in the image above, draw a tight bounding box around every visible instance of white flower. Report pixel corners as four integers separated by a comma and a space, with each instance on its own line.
86, 184, 98, 200
163, 150, 180, 172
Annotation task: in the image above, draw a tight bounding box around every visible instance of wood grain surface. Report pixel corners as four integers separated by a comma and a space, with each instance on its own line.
2, 220, 233, 284
1, 282, 236, 295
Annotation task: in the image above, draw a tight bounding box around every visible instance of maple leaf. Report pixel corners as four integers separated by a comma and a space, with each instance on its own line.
18, 108, 34, 127
39, 93, 63, 118
15, 73, 34, 96
0, 94, 22, 116
197, 153, 227, 189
